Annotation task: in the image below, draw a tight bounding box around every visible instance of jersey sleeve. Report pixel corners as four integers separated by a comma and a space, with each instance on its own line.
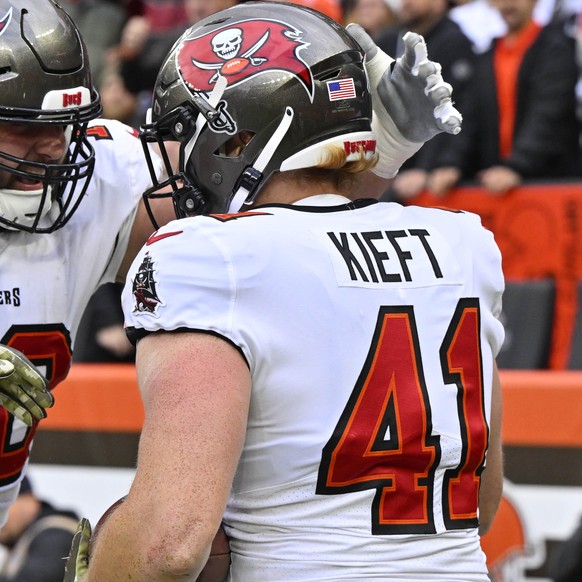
121, 219, 248, 360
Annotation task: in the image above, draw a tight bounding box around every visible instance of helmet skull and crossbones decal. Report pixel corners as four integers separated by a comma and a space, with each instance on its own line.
177, 19, 314, 98
192, 27, 269, 84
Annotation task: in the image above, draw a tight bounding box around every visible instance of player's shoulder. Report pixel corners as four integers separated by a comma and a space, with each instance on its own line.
147, 211, 261, 240
142, 212, 276, 268
170, 210, 277, 238
86, 118, 140, 144
400, 203, 498, 252
401, 203, 485, 230
86, 118, 152, 185
85, 118, 142, 164
142, 217, 216, 258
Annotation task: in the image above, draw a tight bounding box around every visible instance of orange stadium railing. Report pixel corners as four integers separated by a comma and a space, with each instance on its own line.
41, 364, 582, 445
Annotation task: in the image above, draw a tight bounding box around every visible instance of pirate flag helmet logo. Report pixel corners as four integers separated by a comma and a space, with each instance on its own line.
177, 19, 313, 102
141, 1, 374, 217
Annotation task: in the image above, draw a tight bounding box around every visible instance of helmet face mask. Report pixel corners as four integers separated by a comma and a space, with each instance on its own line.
0, 1, 102, 233
141, 1, 375, 221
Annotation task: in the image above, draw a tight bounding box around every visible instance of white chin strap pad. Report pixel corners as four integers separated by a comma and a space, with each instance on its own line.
0, 188, 52, 230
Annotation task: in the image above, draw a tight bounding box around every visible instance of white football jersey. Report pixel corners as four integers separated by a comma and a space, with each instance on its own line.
123, 194, 505, 581
0, 118, 159, 520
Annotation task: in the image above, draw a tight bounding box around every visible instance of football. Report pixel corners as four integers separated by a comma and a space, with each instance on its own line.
196, 524, 231, 582
90, 496, 230, 581
89, 495, 127, 556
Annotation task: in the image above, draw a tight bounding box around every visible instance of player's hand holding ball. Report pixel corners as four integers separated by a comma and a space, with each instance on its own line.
63, 496, 231, 581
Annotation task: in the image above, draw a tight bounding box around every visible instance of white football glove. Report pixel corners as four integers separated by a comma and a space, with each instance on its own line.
346, 24, 463, 179
0, 344, 53, 426
63, 518, 92, 582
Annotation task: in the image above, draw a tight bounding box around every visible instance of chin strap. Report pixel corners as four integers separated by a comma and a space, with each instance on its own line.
0, 186, 52, 231
227, 107, 295, 214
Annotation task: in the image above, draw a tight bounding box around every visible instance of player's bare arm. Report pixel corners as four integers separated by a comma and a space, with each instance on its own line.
79, 332, 250, 580
478, 363, 504, 535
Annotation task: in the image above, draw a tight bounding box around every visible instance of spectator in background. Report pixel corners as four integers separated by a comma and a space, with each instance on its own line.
97, 67, 143, 128
376, 0, 476, 201
449, 0, 581, 54
571, 5, 582, 128
0, 477, 79, 582
427, 0, 581, 196
115, 0, 238, 126
449, 0, 507, 53
184, 0, 240, 22
343, 0, 401, 39
114, 0, 190, 125
263, 0, 344, 21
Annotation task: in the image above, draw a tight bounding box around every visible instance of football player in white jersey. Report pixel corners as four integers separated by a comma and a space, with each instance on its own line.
0, 0, 175, 526
67, 2, 504, 581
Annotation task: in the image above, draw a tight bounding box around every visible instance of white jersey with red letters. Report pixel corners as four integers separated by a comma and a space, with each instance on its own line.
123, 194, 505, 581
0, 118, 160, 523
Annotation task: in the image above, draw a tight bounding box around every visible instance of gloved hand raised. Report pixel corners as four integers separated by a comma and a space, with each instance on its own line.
0, 344, 53, 426
346, 24, 462, 179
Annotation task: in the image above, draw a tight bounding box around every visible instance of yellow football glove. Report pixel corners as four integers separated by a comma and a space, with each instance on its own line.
63, 518, 92, 582
0, 344, 53, 426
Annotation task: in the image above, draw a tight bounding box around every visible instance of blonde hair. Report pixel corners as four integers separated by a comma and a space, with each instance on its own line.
287, 143, 379, 192
316, 143, 379, 173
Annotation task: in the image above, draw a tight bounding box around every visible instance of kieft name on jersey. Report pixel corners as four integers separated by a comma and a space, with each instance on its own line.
323, 228, 457, 288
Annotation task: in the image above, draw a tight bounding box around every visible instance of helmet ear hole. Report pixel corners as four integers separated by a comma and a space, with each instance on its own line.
216, 131, 256, 158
